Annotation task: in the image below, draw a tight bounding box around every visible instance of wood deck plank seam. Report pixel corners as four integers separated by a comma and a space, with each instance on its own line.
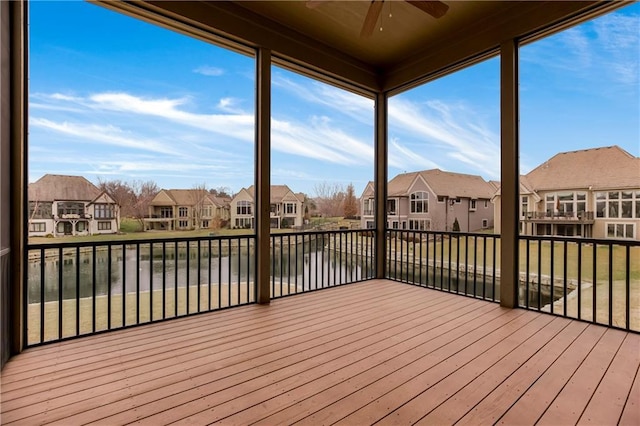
328, 310, 539, 426
493, 324, 608, 425
412, 316, 573, 425
368, 314, 556, 425
0, 282, 470, 422
2, 281, 419, 384
70, 292, 484, 424
126, 301, 498, 425
534, 328, 626, 425
452, 319, 590, 426
216, 303, 508, 425
9, 280, 401, 369
578, 333, 640, 425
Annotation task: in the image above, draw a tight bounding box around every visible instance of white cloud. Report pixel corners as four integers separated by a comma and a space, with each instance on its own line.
216, 97, 246, 114
193, 65, 224, 76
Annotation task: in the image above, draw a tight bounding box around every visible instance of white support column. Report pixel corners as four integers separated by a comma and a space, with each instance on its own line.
374, 92, 388, 278
255, 48, 271, 304
500, 39, 520, 308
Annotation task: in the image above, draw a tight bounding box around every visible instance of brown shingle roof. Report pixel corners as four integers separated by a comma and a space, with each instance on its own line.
245, 185, 302, 203
388, 169, 495, 199
526, 146, 639, 191
28, 174, 101, 202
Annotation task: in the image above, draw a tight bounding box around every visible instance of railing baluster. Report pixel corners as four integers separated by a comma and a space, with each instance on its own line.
92, 245, 97, 333
577, 241, 582, 321
75, 246, 80, 336
208, 239, 212, 311
186, 240, 190, 314
174, 240, 178, 318
608, 242, 613, 327
150, 243, 154, 321
197, 240, 201, 312
136, 243, 140, 324
108, 245, 112, 330
40, 248, 45, 343
525, 239, 530, 308
162, 241, 166, 319
625, 245, 630, 331
592, 242, 597, 324
563, 240, 568, 318
58, 247, 63, 339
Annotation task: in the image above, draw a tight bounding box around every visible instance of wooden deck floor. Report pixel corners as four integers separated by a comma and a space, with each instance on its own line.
2, 279, 639, 425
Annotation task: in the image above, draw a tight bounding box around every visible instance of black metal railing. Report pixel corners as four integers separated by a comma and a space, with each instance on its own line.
520, 235, 639, 332
26, 235, 255, 346
25, 229, 375, 347
386, 230, 499, 302
387, 230, 639, 332
270, 229, 375, 298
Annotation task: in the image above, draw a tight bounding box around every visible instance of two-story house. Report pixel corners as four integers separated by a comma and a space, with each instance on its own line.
230, 185, 303, 229
144, 189, 230, 231
360, 169, 496, 232
28, 174, 119, 237
493, 146, 640, 239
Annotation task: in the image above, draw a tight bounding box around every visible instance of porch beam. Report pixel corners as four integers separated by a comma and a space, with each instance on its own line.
374, 92, 388, 278
255, 48, 271, 304
499, 39, 519, 308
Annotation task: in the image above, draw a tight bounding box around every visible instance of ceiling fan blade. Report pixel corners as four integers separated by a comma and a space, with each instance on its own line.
405, 1, 449, 19
360, 0, 385, 38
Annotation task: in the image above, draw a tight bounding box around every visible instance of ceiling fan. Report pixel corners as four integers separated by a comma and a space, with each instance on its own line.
360, 0, 449, 38
307, 1, 450, 38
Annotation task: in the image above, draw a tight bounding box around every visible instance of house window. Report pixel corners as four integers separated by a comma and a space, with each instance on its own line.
235, 217, 253, 228
284, 202, 297, 214
76, 221, 86, 232
97, 221, 111, 231
29, 201, 53, 219
484, 200, 489, 208
160, 207, 173, 218
363, 198, 374, 216
437, 196, 445, 203
521, 196, 528, 218
387, 199, 397, 215
391, 221, 399, 229
57, 202, 84, 217
596, 191, 639, 218
237, 200, 252, 215
482, 219, 489, 229
29, 222, 46, 232
455, 198, 461, 204
270, 204, 278, 214
606, 223, 635, 239
470, 199, 477, 211
178, 207, 188, 218
409, 219, 430, 231
546, 192, 587, 217
202, 220, 209, 228
94, 203, 114, 219
410, 191, 428, 213
178, 220, 189, 228
366, 221, 374, 229
202, 206, 213, 217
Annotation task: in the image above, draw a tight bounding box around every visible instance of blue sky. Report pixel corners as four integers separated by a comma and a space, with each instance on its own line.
29, 1, 639, 197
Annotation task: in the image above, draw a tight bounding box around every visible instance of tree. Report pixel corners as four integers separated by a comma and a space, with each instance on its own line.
343, 183, 358, 218
210, 186, 231, 199
130, 180, 159, 230
190, 183, 209, 230
97, 178, 136, 231
314, 182, 346, 217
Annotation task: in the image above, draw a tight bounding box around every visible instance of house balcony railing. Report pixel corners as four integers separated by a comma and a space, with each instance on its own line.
523, 211, 595, 222
25, 229, 374, 347
387, 229, 639, 332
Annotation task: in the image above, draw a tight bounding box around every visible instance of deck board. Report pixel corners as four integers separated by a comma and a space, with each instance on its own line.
2, 279, 638, 425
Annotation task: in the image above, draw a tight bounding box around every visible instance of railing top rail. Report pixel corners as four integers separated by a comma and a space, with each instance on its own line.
519, 234, 640, 247
27, 228, 371, 250
28, 233, 256, 250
